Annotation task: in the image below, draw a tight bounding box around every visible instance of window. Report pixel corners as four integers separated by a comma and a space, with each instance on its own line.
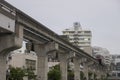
112, 73, 116, 77
78, 31, 82, 33
79, 42, 85, 44
116, 67, 120, 71
79, 38, 84, 40
88, 38, 91, 40
84, 38, 88, 41
26, 59, 36, 70
118, 73, 120, 77
84, 31, 91, 33
117, 56, 120, 59
69, 31, 74, 34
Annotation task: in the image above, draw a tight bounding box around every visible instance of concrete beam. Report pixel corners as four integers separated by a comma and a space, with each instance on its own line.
68, 51, 76, 59
0, 24, 23, 53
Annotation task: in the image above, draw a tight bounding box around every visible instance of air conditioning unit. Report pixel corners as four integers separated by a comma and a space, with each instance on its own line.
0, 13, 15, 33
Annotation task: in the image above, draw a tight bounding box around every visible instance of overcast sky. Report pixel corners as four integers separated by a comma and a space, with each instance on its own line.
7, 0, 120, 54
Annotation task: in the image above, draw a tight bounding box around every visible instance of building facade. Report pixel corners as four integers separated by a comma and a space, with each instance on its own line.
62, 22, 92, 55
109, 55, 120, 80
92, 46, 112, 66
7, 50, 60, 78
6, 50, 37, 80
7, 50, 37, 73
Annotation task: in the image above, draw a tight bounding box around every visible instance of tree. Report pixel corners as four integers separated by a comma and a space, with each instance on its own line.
27, 70, 36, 80
68, 70, 74, 80
9, 67, 25, 80
93, 73, 97, 80
80, 71, 86, 80
88, 71, 93, 80
48, 65, 61, 80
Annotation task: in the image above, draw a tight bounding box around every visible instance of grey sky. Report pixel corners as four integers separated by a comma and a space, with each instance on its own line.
7, 0, 120, 54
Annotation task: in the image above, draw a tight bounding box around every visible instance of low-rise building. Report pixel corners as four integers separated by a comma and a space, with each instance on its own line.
92, 46, 112, 66
109, 54, 120, 80
7, 50, 37, 74
7, 50, 60, 79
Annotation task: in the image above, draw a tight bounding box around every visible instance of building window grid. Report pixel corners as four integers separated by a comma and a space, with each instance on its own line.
26, 59, 36, 70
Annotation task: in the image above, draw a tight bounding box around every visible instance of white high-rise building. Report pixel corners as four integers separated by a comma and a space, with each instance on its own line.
62, 22, 92, 55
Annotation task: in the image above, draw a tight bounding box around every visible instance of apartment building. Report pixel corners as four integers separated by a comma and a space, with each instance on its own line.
62, 22, 92, 55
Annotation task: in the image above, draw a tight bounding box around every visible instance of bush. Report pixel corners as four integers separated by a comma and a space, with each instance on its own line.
88, 71, 93, 80
80, 71, 86, 80
48, 65, 61, 80
68, 71, 74, 80
9, 67, 25, 80
27, 70, 36, 80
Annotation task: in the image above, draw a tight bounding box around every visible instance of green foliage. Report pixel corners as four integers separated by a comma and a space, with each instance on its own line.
53, 64, 60, 70
80, 71, 86, 80
88, 71, 93, 80
9, 67, 25, 80
48, 65, 61, 80
101, 74, 108, 80
68, 71, 74, 80
8, 67, 36, 80
93, 73, 97, 80
27, 70, 36, 80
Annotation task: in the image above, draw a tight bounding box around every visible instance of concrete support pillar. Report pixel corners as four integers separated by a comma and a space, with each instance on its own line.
34, 44, 48, 80
89, 66, 94, 80
98, 66, 102, 79
0, 55, 7, 80
94, 65, 100, 80
73, 58, 80, 80
59, 53, 68, 80
83, 64, 88, 80
34, 42, 58, 80
0, 23, 23, 80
